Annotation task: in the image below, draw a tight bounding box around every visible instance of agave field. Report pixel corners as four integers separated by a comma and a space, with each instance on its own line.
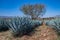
0, 17, 60, 40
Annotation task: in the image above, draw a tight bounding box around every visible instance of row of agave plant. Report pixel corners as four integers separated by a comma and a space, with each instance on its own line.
0, 17, 42, 37
45, 18, 60, 35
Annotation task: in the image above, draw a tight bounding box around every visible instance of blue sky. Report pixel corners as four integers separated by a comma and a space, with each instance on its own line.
0, 0, 60, 17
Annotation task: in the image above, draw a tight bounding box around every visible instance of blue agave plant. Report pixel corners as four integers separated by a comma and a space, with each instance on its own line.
45, 18, 60, 35
7, 17, 42, 37
0, 18, 9, 32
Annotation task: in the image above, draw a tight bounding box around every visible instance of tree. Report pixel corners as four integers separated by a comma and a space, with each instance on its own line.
20, 4, 46, 19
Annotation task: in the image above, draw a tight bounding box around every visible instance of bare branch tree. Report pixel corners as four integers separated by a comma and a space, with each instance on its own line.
20, 4, 46, 19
